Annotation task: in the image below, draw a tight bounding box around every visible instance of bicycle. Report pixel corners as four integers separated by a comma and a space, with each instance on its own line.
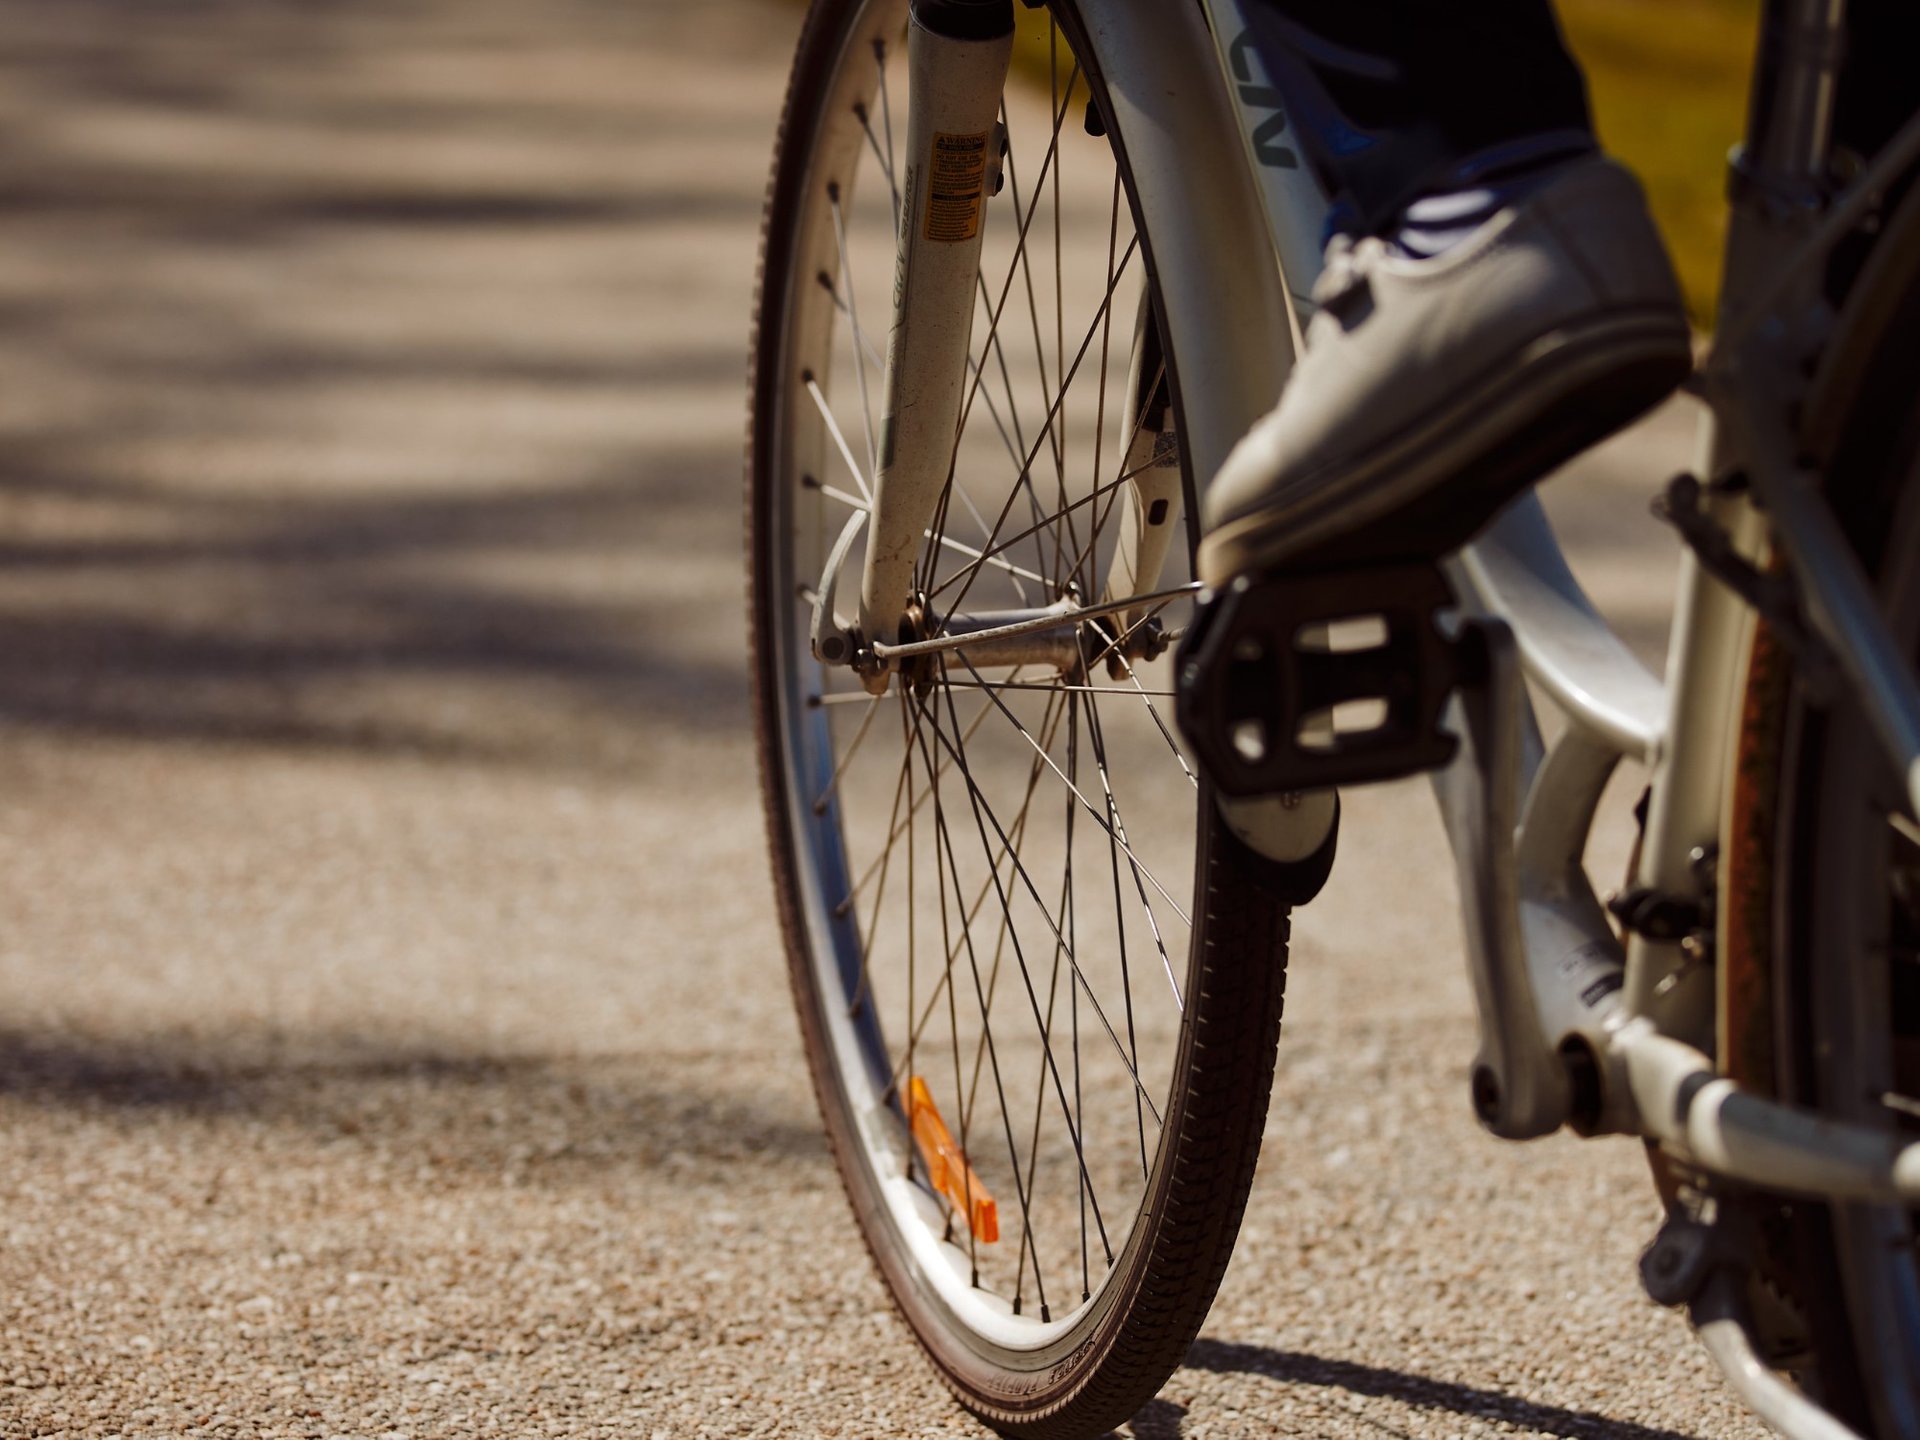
746, 1, 1920, 1435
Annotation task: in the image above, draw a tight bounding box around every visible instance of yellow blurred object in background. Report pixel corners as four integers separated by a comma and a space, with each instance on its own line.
1011, 0, 1758, 324
1560, 0, 1760, 323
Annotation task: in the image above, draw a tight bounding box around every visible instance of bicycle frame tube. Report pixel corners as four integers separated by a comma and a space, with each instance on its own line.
1184, 5, 1920, 1429
1193, 0, 1920, 1195
1198, 0, 1665, 1139
1197, 0, 1330, 333
1620, 0, 1851, 1041
1620, 0, 1844, 1040
1083, 1, 1297, 493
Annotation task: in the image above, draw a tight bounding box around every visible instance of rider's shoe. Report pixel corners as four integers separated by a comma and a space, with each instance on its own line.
1197, 157, 1691, 585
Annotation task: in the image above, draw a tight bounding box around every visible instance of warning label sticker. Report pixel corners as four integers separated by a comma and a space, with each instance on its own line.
924, 130, 988, 243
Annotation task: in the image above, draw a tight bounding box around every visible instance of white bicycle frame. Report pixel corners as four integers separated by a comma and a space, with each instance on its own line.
1178, 0, 1920, 1190
853, 0, 1920, 1427
1182, 1, 1920, 1430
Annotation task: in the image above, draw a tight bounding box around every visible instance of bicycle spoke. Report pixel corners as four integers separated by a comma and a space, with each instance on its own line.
1013, 756, 1080, 1303
978, 267, 1056, 583
1108, 651, 1199, 789
1082, 687, 1187, 1014
1066, 690, 1097, 1290
1006, 103, 1065, 578
881, 707, 1064, 1105
848, 723, 918, 1016
802, 474, 1051, 590
1082, 689, 1153, 1182
875, 36, 898, 210
920, 677, 1167, 1127
1059, 359, 1171, 598
819, 268, 1033, 586
853, 97, 900, 223
935, 235, 1139, 626
957, 688, 1076, 1135
943, 678, 1178, 699
876, 679, 1069, 1103
901, 690, 920, 1179
926, 362, 1165, 604
805, 374, 873, 506
939, 688, 1075, 1133
814, 684, 887, 814
926, 679, 1114, 1266
837, 690, 1003, 915
818, 270, 886, 376
1048, 24, 1077, 582
829, 189, 882, 479
920, 58, 1083, 594
1080, 166, 1124, 602
954, 652, 1189, 927
907, 687, 1054, 1314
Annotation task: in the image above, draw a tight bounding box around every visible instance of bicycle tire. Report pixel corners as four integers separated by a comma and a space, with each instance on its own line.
1731, 261, 1920, 1436
747, 2, 1291, 1434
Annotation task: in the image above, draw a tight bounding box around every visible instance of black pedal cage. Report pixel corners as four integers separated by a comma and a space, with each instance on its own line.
1175, 563, 1479, 795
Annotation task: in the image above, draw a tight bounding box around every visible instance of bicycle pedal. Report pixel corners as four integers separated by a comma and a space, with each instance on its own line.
1176, 562, 1482, 795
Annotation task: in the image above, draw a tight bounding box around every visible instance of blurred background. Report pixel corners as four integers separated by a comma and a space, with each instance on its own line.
0, 1, 1764, 1437
1560, 0, 1756, 320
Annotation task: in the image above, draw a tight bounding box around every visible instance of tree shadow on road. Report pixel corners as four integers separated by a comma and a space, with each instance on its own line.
0, 0, 774, 776
0, 452, 750, 772
0, 1024, 827, 1177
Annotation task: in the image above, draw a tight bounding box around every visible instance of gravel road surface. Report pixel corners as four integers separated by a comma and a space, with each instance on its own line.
0, 3, 1765, 1436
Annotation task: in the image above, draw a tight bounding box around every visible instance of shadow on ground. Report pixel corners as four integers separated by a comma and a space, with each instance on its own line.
0, 1024, 826, 1180
1176, 1338, 1704, 1440
0, 0, 764, 772
0, 452, 746, 767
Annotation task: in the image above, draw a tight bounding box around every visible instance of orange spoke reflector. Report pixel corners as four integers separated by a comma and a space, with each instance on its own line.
907, 1076, 999, 1244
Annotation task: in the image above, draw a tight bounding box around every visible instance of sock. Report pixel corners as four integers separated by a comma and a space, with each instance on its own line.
1389, 185, 1513, 259
1388, 137, 1592, 260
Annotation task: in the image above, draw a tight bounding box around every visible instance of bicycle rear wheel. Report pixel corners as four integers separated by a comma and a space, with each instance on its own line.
1731, 277, 1920, 1435
747, 2, 1290, 1433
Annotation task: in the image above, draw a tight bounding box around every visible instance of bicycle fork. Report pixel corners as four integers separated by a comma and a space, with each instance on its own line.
813, 0, 1185, 697
855, 0, 1014, 666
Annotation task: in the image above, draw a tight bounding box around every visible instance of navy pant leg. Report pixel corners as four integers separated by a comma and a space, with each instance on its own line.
1241, 0, 1595, 234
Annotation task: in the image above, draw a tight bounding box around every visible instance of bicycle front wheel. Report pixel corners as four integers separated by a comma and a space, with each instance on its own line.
747, 2, 1291, 1433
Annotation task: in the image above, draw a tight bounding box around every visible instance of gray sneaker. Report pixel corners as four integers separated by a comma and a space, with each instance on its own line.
1198, 157, 1692, 585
